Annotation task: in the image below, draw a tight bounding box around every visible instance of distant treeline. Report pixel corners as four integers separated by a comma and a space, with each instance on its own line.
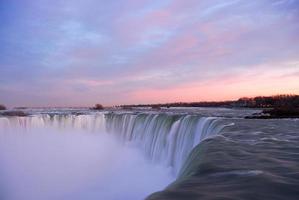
0, 104, 6, 110
120, 101, 235, 109
119, 95, 299, 109
234, 95, 299, 108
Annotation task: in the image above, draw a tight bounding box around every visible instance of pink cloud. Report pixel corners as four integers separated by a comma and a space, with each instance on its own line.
130, 62, 299, 103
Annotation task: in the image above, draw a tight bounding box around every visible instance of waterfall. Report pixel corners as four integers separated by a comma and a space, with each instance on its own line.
0, 112, 231, 176
0, 114, 106, 132
105, 113, 230, 175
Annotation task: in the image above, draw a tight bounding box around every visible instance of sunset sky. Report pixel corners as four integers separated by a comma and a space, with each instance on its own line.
1, 0, 299, 107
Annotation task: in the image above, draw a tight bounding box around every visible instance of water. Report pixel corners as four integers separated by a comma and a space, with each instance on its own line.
148, 118, 299, 200
0, 115, 174, 200
105, 113, 231, 175
0, 109, 299, 200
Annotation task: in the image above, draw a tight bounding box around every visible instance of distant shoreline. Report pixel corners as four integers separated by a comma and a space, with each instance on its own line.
1, 95, 298, 119
119, 94, 299, 109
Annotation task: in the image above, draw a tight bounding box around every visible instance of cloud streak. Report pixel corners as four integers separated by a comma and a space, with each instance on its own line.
0, 0, 298, 107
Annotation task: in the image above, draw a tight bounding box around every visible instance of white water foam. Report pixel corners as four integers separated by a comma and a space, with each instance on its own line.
0, 126, 174, 200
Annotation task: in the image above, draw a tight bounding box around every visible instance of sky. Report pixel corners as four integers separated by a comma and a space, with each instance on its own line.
0, 0, 299, 107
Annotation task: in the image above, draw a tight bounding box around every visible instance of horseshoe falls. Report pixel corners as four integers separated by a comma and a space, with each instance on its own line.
104, 113, 230, 175
1, 109, 299, 200
0, 111, 227, 200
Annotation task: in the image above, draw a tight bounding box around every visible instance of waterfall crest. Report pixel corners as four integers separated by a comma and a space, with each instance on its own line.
105, 113, 230, 175
0, 112, 231, 176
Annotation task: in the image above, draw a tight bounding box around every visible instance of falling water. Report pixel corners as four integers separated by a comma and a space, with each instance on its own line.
0, 112, 231, 200
105, 113, 230, 175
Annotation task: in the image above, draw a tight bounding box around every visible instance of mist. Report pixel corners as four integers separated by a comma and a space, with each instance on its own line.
0, 127, 174, 200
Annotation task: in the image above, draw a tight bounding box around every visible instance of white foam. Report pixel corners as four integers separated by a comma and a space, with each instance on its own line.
0, 127, 174, 200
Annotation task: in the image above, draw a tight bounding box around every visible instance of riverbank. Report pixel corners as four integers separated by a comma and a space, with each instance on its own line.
246, 107, 299, 119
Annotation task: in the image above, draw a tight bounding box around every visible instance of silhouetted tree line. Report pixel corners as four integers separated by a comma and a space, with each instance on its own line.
0, 104, 6, 110
91, 104, 104, 110
120, 95, 299, 109
235, 95, 299, 108
120, 101, 235, 109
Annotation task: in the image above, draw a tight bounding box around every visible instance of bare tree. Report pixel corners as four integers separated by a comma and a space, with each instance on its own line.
0, 104, 6, 110
94, 104, 104, 110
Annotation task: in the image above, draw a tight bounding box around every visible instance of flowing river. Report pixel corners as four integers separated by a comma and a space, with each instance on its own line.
0, 108, 298, 200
